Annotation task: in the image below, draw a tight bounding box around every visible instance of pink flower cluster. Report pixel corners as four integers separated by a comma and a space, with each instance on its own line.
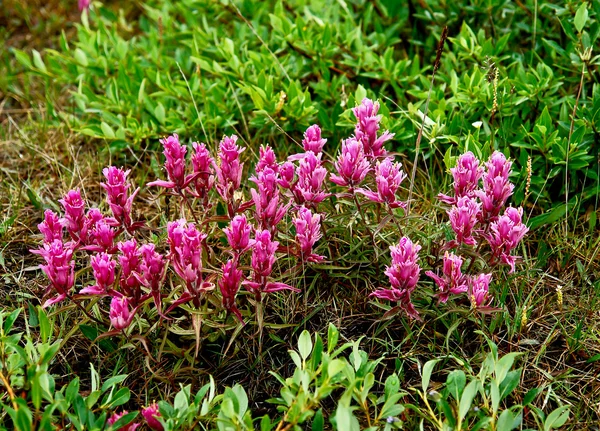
330, 98, 406, 210
425, 150, 528, 308
371, 237, 421, 319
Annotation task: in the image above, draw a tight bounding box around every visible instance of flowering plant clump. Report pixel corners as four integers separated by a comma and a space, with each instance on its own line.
30, 97, 528, 341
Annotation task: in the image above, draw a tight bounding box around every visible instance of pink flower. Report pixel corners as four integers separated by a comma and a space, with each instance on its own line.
469, 273, 493, 309
330, 137, 371, 189
137, 243, 166, 315
109, 296, 135, 331
357, 157, 406, 208
371, 237, 421, 319
89, 219, 117, 252
78, 0, 91, 12
277, 161, 295, 189
38, 210, 63, 243
352, 98, 394, 159
425, 252, 469, 303
302, 124, 327, 154
101, 166, 140, 231
477, 151, 515, 221
487, 207, 528, 273
438, 152, 483, 205
167, 220, 212, 307
107, 410, 140, 431
288, 125, 327, 162
219, 259, 244, 322
447, 196, 481, 247
117, 239, 142, 300
59, 189, 86, 242
256, 145, 279, 173
141, 403, 163, 431
31, 239, 75, 307
214, 135, 245, 208
190, 142, 215, 205
80, 252, 116, 295
244, 229, 298, 300
293, 206, 324, 262
223, 215, 253, 255
294, 151, 329, 205
250, 167, 288, 232
147, 134, 195, 192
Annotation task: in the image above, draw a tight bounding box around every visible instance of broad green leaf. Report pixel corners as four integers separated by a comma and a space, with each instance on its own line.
574, 3, 588, 33
298, 330, 313, 361
421, 359, 440, 393
544, 406, 570, 431
459, 379, 478, 422
32, 50, 47, 73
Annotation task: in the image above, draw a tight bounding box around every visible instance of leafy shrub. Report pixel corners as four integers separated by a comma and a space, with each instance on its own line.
5, 0, 600, 213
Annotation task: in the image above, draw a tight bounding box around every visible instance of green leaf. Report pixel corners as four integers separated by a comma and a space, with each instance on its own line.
32, 50, 47, 73
3, 308, 21, 333
154, 103, 166, 124
459, 379, 478, 422
109, 411, 138, 430
544, 406, 570, 431
101, 122, 116, 139
574, 3, 588, 33
66, 378, 81, 403
312, 409, 324, 431
298, 330, 313, 361
446, 370, 466, 401
74, 48, 88, 67
497, 409, 520, 431
327, 323, 339, 353
38, 307, 51, 343
101, 375, 128, 393
421, 359, 440, 393
12, 49, 32, 69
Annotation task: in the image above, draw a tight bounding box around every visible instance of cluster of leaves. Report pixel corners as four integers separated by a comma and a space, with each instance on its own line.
3, 0, 599, 214
0, 307, 570, 430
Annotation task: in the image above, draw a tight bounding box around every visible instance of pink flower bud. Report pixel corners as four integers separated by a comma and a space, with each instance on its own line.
477, 151, 515, 221
244, 229, 298, 299
214, 135, 245, 203
357, 157, 406, 208
81, 252, 116, 295
31, 239, 75, 307
256, 145, 279, 173
219, 259, 244, 322
371, 237, 421, 319
190, 142, 215, 204
59, 189, 86, 241
141, 403, 163, 431
224, 215, 253, 254
352, 98, 393, 159
167, 220, 211, 304
447, 196, 481, 247
330, 137, 371, 188
302, 125, 326, 154
294, 151, 329, 205
38, 210, 63, 243
425, 252, 468, 303
487, 206, 528, 273
277, 161, 295, 189
293, 207, 324, 262
438, 152, 483, 205
469, 273, 493, 308
101, 166, 139, 230
117, 239, 142, 298
109, 296, 134, 330
78, 0, 91, 12
250, 167, 288, 232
